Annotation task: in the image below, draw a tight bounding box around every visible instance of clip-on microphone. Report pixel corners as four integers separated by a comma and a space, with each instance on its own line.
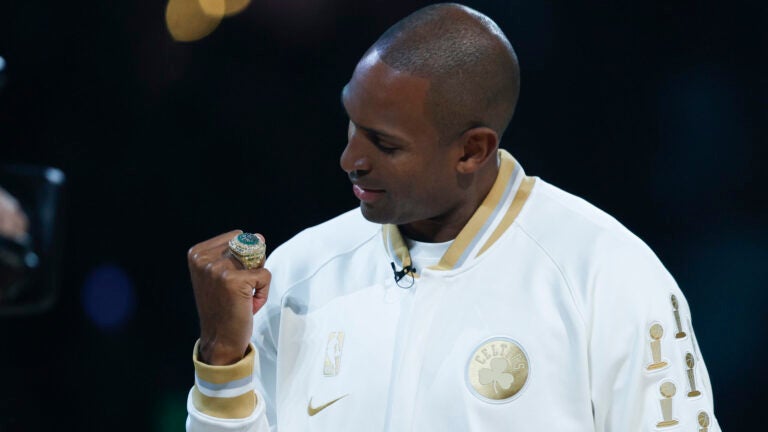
390, 261, 416, 289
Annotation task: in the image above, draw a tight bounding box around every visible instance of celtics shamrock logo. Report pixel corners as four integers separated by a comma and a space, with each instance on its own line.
478, 357, 514, 394
467, 337, 529, 402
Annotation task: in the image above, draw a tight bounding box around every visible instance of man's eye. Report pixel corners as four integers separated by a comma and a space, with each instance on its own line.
376, 143, 397, 154
369, 135, 397, 154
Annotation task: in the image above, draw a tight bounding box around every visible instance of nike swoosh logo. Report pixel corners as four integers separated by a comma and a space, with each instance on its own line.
307, 394, 348, 416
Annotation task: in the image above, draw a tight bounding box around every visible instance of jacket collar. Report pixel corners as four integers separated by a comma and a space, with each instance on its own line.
382, 149, 536, 274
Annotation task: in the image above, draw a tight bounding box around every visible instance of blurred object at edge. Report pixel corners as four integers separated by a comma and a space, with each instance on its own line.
0, 165, 66, 316
0, 55, 7, 94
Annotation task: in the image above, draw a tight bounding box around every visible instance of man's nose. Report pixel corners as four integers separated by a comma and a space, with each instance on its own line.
340, 125, 372, 176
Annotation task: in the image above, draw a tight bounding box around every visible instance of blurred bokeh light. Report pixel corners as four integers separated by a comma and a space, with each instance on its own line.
81, 264, 136, 331
166, 0, 252, 42
224, 0, 251, 15
154, 390, 188, 432
197, 0, 227, 18
166, 0, 223, 42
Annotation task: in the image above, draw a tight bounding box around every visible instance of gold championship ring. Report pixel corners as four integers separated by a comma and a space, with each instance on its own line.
228, 232, 266, 269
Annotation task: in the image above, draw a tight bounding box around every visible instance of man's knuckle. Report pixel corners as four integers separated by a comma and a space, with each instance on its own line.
261, 269, 272, 284
211, 260, 232, 277
220, 269, 235, 283
203, 261, 218, 275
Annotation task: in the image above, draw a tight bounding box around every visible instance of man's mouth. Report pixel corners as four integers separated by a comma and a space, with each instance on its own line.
352, 185, 385, 203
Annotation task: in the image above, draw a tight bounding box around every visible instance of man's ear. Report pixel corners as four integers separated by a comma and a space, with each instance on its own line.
456, 127, 499, 174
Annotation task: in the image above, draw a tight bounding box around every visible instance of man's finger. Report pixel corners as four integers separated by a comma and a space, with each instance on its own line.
248, 268, 271, 297
221, 267, 271, 298
188, 243, 226, 270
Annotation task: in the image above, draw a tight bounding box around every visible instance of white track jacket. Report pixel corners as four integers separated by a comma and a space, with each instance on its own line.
187, 150, 720, 431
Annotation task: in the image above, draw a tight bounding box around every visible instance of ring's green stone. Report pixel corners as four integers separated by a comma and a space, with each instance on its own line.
238, 233, 259, 245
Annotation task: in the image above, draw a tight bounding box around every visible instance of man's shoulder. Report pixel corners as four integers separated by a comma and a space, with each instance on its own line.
518, 178, 677, 313
516, 178, 671, 293
520, 178, 652, 259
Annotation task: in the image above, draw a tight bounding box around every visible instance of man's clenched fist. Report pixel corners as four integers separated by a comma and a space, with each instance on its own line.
188, 230, 271, 365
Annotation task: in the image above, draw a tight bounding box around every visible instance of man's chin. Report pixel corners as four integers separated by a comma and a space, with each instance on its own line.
359, 202, 394, 225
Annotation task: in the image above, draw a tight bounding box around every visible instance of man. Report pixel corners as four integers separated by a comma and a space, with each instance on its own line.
186, 3, 720, 431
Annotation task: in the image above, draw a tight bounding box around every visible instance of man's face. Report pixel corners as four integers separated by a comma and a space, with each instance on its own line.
340, 52, 462, 226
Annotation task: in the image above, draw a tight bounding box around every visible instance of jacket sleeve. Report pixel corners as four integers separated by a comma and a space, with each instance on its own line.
187, 253, 285, 432
588, 243, 720, 432
184, 228, 312, 431
185, 341, 271, 432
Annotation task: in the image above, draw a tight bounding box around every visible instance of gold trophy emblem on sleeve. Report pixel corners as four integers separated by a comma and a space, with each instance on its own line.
697, 411, 710, 432
646, 323, 669, 371
655, 381, 679, 427
685, 352, 702, 397
671, 295, 687, 339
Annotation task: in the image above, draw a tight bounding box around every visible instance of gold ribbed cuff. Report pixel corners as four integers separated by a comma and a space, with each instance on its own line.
191, 340, 257, 419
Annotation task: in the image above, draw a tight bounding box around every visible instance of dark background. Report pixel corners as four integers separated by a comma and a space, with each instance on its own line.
1, 0, 765, 430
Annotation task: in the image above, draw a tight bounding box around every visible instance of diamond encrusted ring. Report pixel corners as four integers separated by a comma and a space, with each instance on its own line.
228, 232, 266, 270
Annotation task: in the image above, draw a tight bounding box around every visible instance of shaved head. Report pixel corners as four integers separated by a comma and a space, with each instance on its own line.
367, 3, 520, 144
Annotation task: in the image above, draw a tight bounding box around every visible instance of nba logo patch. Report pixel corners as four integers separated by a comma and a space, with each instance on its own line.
323, 331, 345, 377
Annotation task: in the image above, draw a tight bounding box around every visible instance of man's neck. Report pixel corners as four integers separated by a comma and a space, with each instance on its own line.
398, 165, 499, 243
398, 216, 470, 243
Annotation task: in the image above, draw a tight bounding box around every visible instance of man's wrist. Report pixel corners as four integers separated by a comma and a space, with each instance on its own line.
198, 338, 249, 366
